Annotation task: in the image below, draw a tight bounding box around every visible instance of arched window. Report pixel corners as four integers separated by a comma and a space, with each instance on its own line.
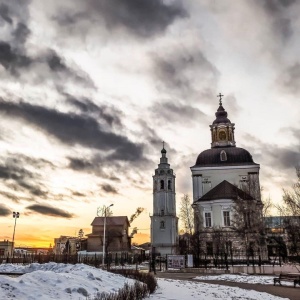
160, 180, 164, 190
220, 150, 227, 161
160, 221, 165, 229
168, 180, 171, 190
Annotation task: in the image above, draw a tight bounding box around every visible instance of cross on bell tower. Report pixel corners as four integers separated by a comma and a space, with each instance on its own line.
217, 93, 224, 106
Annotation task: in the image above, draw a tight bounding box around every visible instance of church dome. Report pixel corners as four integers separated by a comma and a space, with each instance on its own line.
212, 105, 231, 124
194, 147, 256, 166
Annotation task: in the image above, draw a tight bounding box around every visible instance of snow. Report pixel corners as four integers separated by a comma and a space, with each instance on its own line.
194, 274, 293, 286
0, 263, 135, 299
150, 279, 289, 300
0, 263, 289, 300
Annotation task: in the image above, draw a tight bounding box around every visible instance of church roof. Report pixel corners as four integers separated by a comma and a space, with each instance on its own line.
193, 146, 257, 167
196, 180, 254, 202
91, 216, 130, 227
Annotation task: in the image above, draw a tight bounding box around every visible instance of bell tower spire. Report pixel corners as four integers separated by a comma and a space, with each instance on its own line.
150, 144, 178, 255
210, 93, 236, 148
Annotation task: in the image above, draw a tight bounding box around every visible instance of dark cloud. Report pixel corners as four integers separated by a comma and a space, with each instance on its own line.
72, 191, 86, 197
0, 100, 144, 162
66, 95, 122, 126
68, 157, 94, 171
151, 101, 207, 125
101, 184, 118, 194
0, 41, 31, 74
260, 0, 296, 13
26, 204, 74, 218
0, 204, 10, 216
0, 191, 20, 202
152, 48, 219, 101
47, 50, 70, 72
13, 22, 31, 45
0, 154, 51, 199
0, 0, 31, 48
242, 133, 300, 170
55, 0, 188, 38
277, 63, 300, 94
257, 0, 296, 42
0, 4, 13, 24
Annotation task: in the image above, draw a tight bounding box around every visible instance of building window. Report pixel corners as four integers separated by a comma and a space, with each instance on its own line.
161, 209, 164, 216
168, 180, 171, 190
160, 180, 164, 190
223, 211, 231, 227
205, 212, 212, 227
220, 150, 227, 161
160, 221, 165, 229
206, 242, 213, 255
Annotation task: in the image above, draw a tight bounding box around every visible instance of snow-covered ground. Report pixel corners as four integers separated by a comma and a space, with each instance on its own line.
194, 274, 293, 286
0, 263, 289, 300
150, 279, 289, 300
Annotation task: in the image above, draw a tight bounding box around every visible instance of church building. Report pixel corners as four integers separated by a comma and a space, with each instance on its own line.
150, 145, 178, 255
191, 96, 265, 255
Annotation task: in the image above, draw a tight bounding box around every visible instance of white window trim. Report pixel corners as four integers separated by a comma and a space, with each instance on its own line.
203, 211, 213, 228
222, 210, 231, 227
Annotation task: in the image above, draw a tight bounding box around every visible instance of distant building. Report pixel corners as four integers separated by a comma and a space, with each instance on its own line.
53, 236, 78, 255
86, 216, 131, 252
150, 146, 178, 255
0, 240, 13, 257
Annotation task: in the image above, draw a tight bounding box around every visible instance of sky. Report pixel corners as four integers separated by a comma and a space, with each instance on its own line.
0, 0, 299, 247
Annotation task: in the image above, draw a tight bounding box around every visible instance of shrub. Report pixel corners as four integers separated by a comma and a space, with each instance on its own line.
109, 269, 157, 294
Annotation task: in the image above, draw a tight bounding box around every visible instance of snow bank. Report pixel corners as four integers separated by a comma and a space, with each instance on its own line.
0, 263, 135, 299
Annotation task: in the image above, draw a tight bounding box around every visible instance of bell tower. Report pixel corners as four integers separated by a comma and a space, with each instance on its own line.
150, 144, 178, 255
210, 94, 236, 148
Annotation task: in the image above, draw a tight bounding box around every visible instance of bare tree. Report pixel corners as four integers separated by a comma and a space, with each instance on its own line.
231, 179, 266, 257
277, 167, 300, 256
97, 205, 113, 217
179, 194, 194, 234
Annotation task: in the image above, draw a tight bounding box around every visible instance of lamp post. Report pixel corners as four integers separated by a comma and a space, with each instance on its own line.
12, 212, 20, 256
102, 204, 113, 266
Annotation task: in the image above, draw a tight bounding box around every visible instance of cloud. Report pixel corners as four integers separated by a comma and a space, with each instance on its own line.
257, 0, 296, 41
66, 95, 122, 126
277, 63, 300, 95
101, 184, 118, 194
0, 154, 53, 200
151, 47, 219, 101
242, 133, 300, 170
0, 41, 31, 74
0, 203, 10, 216
55, 0, 188, 38
26, 204, 74, 218
151, 101, 208, 125
0, 100, 145, 162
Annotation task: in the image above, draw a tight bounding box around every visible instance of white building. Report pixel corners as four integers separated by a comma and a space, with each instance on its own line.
150, 146, 178, 255
191, 99, 264, 253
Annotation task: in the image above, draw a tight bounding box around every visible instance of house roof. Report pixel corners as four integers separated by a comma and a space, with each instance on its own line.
91, 216, 130, 227
196, 180, 254, 202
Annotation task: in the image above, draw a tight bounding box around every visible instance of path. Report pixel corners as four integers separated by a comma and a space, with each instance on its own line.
155, 272, 299, 300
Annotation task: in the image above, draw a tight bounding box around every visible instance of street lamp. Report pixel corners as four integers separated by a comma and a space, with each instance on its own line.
102, 204, 113, 266
12, 212, 20, 256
